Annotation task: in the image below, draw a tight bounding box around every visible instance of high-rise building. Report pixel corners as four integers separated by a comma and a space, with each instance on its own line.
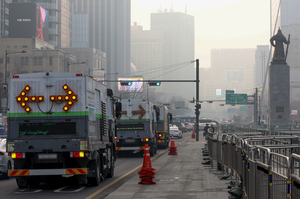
0, 0, 12, 38
131, 22, 164, 81
271, 0, 300, 69
72, 0, 130, 93
150, 10, 195, 101
12, 0, 72, 48
255, 45, 269, 87
199, 49, 255, 118
72, 0, 103, 50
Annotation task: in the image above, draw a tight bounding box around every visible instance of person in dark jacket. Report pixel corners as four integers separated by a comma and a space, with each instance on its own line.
203, 124, 209, 139
210, 124, 215, 133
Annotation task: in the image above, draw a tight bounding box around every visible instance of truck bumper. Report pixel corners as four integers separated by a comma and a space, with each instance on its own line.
9, 168, 88, 176
116, 146, 149, 151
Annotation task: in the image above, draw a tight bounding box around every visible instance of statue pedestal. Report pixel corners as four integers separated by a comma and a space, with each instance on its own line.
268, 64, 290, 125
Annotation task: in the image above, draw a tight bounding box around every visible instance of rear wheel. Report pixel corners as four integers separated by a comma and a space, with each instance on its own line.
88, 153, 100, 186
150, 143, 155, 156
28, 177, 40, 188
3, 161, 11, 179
107, 147, 114, 178
16, 177, 28, 188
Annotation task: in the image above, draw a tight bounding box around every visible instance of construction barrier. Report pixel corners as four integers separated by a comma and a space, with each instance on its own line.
206, 130, 300, 199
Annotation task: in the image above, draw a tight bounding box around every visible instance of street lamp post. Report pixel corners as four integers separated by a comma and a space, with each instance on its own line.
3, 50, 26, 113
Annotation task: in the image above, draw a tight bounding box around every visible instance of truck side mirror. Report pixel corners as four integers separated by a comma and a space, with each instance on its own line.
116, 102, 122, 119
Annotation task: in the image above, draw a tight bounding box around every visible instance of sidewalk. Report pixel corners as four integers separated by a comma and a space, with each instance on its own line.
104, 137, 232, 199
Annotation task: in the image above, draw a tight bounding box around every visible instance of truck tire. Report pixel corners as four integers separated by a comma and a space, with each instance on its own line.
16, 177, 28, 188
28, 177, 40, 188
107, 147, 114, 178
88, 153, 101, 186
3, 161, 11, 179
150, 143, 155, 157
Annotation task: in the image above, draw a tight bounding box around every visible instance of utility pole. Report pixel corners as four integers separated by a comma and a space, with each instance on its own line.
254, 87, 258, 124
195, 59, 200, 141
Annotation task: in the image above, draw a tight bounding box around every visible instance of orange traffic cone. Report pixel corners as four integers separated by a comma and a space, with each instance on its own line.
168, 135, 177, 155
138, 144, 156, 184
191, 129, 196, 138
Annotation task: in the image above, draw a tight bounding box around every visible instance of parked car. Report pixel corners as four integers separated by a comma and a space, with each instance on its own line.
0, 139, 12, 179
170, 126, 182, 139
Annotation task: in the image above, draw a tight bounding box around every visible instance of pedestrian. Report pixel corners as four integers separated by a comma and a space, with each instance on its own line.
210, 124, 215, 133
203, 123, 209, 140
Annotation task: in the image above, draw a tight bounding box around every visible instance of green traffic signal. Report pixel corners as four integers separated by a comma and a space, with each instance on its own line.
149, 81, 161, 86
120, 81, 132, 86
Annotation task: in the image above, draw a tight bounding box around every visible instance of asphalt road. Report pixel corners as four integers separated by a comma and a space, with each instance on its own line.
0, 132, 193, 199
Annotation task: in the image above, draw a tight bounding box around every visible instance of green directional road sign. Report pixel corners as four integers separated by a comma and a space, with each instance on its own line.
226, 94, 247, 104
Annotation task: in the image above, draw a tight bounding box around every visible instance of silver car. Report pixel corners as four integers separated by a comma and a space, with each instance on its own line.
170, 126, 182, 139
0, 139, 13, 178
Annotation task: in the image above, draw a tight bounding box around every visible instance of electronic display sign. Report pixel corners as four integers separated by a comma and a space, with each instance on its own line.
9, 3, 49, 42
118, 77, 144, 92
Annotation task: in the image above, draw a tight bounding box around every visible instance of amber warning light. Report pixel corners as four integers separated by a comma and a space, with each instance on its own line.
15, 85, 44, 113
49, 84, 78, 112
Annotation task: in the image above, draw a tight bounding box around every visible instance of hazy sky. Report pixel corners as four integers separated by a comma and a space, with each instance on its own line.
131, 0, 270, 68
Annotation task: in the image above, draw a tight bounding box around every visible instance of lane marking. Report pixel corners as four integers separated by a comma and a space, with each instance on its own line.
15, 189, 43, 194
86, 137, 190, 199
54, 186, 86, 193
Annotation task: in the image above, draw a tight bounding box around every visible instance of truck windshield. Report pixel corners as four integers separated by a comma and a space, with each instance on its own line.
19, 122, 76, 136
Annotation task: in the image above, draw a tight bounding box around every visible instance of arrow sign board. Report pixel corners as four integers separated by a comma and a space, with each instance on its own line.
131, 105, 146, 119
226, 94, 247, 105
15, 85, 44, 113
49, 84, 78, 112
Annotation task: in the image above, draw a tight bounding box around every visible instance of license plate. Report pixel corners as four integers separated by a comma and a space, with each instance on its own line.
124, 139, 136, 143
38, 153, 57, 160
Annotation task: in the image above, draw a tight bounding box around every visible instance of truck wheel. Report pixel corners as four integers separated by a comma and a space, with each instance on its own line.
88, 153, 101, 186
107, 148, 114, 178
28, 177, 40, 188
3, 161, 11, 179
16, 177, 28, 188
150, 144, 155, 157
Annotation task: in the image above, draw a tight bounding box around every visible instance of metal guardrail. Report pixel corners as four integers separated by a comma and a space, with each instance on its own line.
207, 132, 300, 199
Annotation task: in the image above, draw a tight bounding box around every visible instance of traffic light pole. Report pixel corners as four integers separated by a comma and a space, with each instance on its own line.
108, 59, 201, 141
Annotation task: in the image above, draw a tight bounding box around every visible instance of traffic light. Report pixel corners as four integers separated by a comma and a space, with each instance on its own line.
219, 104, 224, 106
156, 107, 160, 121
120, 81, 132, 86
231, 104, 235, 106
149, 81, 161, 86
207, 101, 213, 103
189, 97, 195, 103
194, 104, 201, 115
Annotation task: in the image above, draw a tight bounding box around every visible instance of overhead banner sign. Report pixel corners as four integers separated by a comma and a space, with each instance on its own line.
290, 110, 298, 115
118, 77, 144, 92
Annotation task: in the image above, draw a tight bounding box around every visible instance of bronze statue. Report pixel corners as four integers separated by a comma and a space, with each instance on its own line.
270, 28, 290, 63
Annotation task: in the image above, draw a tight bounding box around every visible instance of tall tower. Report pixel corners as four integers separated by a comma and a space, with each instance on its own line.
150, 10, 195, 101
0, 0, 12, 37
12, 0, 72, 48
